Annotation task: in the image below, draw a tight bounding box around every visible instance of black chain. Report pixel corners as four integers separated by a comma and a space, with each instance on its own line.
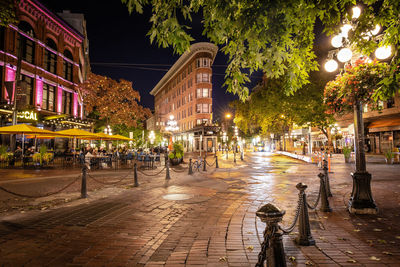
0, 175, 81, 198
279, 191, 303, 234
206, 159, 216, 167
306, 183, 322, 210
170, 167, 187, 173
255, 227, 275, 267
137, 166, 166, 176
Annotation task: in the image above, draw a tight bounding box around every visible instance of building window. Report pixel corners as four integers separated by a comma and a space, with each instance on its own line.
196, 73, 210, 83
188, 78, 192, 88
188, 64, 192, 73
62, 90, 72, 114
63, 50, 73, 82
17, 21, 35, 64
387, 98, 395, 108
202, 103, 209, 113
44, 38, 57, 74
196, 58, 211, 68
196, 88, 209, 98
19, 74, 34, 106
42, 83, 55, 111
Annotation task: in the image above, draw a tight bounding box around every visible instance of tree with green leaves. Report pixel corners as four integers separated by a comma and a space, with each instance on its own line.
122, 0, 399, 101
0, 0, 19, 27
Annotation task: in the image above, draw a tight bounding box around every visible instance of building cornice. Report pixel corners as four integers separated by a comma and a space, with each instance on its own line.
150, 42, 218, 96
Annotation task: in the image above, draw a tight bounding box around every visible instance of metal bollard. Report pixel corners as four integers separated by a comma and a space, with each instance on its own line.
323, 160, 332, 197
133, 162, 139, 187
256, 204, 287, 267
226, 149, 228, 160
203, 156, 207, 171
81, 164, 88, 198
215, 155, 219, 168
234, 150, 236, 163
166, 160, 171, 180
295, 183, 315, 246
318, 173, 332, 212
240, 151, 244, 161
188, 158, 193, 175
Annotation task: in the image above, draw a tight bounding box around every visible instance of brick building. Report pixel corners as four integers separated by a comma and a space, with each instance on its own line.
150, 42, 220, 152
0, 0, 91, 131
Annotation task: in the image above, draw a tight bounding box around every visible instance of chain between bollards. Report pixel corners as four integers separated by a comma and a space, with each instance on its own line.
165, 160, 171, 180
188, 158, 193, 175
81, 164, 88, 198
133, 162, 139, 187
323, 159, 332, 197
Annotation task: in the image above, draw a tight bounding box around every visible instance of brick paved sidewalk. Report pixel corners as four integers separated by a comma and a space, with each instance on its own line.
0, 152, 399, 266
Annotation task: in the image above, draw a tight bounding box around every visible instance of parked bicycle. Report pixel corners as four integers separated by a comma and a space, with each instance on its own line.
192, 158, 204, 172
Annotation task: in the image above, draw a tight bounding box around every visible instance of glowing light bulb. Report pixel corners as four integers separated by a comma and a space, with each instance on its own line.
340, 24, 353, 38
337, 48, 352, 62
331, 35, 343, 48
375, 46, 391, 60
324, 59, 338, 72
371, 25, 381, 35
352, 6, 361, 19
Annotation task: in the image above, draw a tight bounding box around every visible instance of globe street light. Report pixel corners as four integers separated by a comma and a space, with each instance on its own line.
324, 6, 392, 214
149, 130, 155, 145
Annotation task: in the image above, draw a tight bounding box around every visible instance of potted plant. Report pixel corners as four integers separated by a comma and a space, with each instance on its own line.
384, 149, 394, 164
168, 142, 184, 165
0, 145, 9, 162
342, 146, 352, 163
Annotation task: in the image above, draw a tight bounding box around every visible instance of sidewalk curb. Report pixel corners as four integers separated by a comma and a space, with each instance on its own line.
276, 151, 312, 163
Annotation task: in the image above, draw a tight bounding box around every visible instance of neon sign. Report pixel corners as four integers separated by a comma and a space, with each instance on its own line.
17, 111, 38, 121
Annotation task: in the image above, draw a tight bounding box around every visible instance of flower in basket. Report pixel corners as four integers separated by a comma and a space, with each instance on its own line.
324, 59, 391, 115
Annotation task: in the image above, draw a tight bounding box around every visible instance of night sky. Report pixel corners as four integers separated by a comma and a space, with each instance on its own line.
39, 0, 265, 121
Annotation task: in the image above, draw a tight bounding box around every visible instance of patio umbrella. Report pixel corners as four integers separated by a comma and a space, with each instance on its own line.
56, 129, 101, 153
0, 124, 62, 154
112, 134, 134, 141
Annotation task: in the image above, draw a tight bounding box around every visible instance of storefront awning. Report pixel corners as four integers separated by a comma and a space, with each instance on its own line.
368, 118, 400, 133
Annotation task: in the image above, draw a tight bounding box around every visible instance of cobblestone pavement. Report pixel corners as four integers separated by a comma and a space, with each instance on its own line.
0, 152, 399, 266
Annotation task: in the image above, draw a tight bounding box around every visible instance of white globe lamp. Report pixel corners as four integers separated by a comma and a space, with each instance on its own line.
337, 48, 353, 62
324, 59, 338, 72
375, 46, 391, 60
331, 35, 343, 48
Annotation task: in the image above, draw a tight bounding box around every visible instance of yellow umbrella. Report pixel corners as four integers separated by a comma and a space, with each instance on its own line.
56, 128, 99, 139
112, 134, 133, 141
0, 124, 63, 153
94, 132, 120, 141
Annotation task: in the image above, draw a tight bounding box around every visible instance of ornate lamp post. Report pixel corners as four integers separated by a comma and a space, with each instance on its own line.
324, 6, 392, 214
149, 130, 155, 146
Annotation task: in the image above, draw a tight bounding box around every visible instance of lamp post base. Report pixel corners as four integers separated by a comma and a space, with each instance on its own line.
348, 171, 378, 214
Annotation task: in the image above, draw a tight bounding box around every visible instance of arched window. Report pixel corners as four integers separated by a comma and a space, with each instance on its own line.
63, 49, 73, 82
17, 21, 35, 64
44, 38, 57, 74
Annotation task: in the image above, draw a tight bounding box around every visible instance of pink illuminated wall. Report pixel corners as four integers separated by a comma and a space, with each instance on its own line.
5, 67, 16, 101
35, 78, 43, 108
73, 93, 78, 117
57, 87, 63, 113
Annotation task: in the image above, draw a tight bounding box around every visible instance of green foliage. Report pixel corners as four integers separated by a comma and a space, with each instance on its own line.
39, 145, 47, 156
342, 146, 352, 158
0, 145, 7, 156
169, 142, 184, 159
384, 149, 394, 160
233, 74, 334, 138
324, 59, 391, 114
0, 0, 19, 27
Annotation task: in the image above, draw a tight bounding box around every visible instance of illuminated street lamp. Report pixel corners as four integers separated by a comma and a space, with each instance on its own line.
225, 113, 232, 119
104, 125, 112, 135
165, 115, 179, 132
149, 130, 155, 145
323, 6, 391, 214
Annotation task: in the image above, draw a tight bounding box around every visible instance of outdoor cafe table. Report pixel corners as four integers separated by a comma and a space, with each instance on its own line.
85, 154, 110, 169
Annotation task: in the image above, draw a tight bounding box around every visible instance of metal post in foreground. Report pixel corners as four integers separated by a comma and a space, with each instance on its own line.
295, 183, 315, 246
234, 150, 236, 163
323, 159, 332, 197
215, 155, 219, 168
256, 203, 287, 267
226, 149, 228, 159
165, 160, 171, 180
318, 173, 332, 212
81, 164, 88, 198
203, 156, 207, 171
188, 158, 193, 175
240, 151, 244, 161
133, 162, 139, 187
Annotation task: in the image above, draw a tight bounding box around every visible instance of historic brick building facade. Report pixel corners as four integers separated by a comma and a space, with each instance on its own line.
150, 42, 220, 152
0, 0, 91, 130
